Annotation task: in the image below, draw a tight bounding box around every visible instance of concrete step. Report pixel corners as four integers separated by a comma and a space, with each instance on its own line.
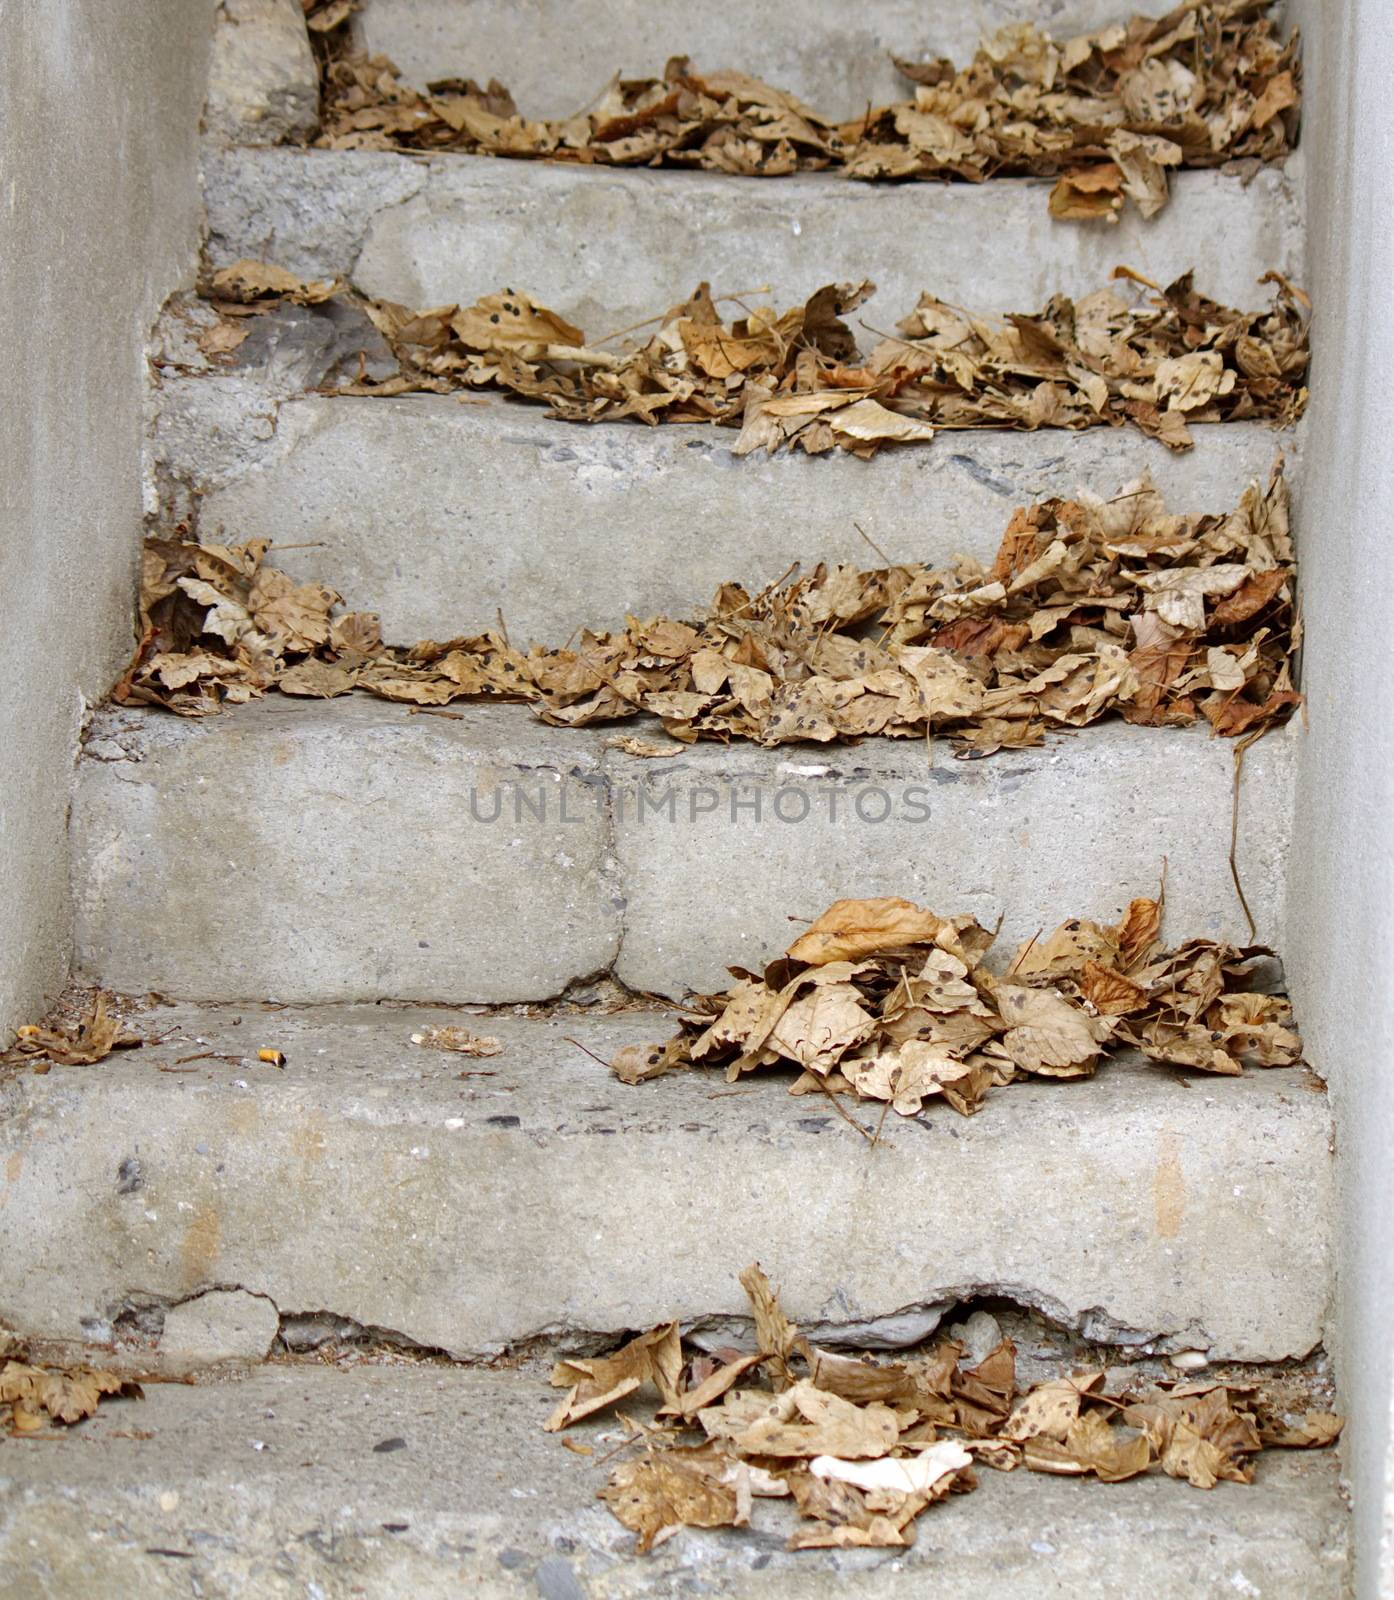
72, 701, 1297, 1005
160, 381, 1300, 643
353, 0, 1193, 123
203, 146, 1305, 340
0, 1364, 1348, 1599
0, 1007, 1332, 1361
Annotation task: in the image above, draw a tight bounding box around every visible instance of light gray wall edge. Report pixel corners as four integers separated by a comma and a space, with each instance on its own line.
1283, 1, 1394, 1593
0, 0, 215, 1038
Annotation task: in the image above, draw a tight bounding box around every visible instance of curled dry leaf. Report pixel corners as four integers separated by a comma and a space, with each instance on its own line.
119, 462, 1300, 755
555, 1265, 1341, 1554
547, 1323, 684, 1431
313, 2, 1299, 225
1, 1336, 143, 1434
1, 992, 141, 1070
198, 266, 1309, 458
651, 892, 1302, 1119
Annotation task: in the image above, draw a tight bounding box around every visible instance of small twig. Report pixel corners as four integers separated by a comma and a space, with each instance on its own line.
852, 521, 893, 565
265, 540, 329, 551
592, 1425, 651, 1468
565, 1036, 615, 1070
1007, 928, 1041, 977
869, 1093, 894, 1152
407, 707, 465, 720
811, 1072, 873, 1143
591, 286, 772, 347
1230, 732, 1263, 942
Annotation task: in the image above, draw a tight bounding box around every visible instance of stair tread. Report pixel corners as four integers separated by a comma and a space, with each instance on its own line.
74, 699, 1297, 1003
1, 1006, 1331, 1362
204, 145, 1304, 338
161, 380, 1302, 643
0, 1361, 1349, 1597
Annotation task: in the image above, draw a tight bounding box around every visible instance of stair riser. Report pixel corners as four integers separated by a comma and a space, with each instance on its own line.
0, 1010, 1332, 1361
356, 0, 1191, 122
204, 149, 1305, 339
72, 703, 1296, 1005
167, 389, 1301, 645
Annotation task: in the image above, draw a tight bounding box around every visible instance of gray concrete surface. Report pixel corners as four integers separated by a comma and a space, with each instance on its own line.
357, 0, 1190, 123
609, 717, 1297, 997
0, 0, 214, 1041
203, 147, 1306, 338
158, 1288, 280, 1370
204, 0, 318, 146
72, 700, 619, 1004
0, 1008, 1333, 1360
167, 388, 1302, 644
0, 1364, 1350, 1599
1284, 2, 1394, 1592
71, 703, 1296, 1003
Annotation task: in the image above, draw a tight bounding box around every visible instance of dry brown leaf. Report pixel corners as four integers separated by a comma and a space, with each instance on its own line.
2, 993, 141, 1068
602, 1446, 745, 1553
123, 425, 1300, 754
409, 1026, 503, 1057
314, 4, 1300, 228
786, 898, 954, 966
547, 1323, 683, 1430
739, 1262, 805, 1390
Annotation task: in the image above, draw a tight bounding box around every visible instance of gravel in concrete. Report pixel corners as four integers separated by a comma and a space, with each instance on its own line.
0, 1006, 1332, 1360
0, 1363, 1350, 1598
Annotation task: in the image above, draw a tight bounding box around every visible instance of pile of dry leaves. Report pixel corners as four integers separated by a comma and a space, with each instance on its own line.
550, 1264, 1340, 1552
308, 0, 1299, 225
203, 260, 1310, 455
610, 893, 1301, 1118
119, 457, 1298, 752
0, 993, 141, 1074
1, 1334, 142, 1435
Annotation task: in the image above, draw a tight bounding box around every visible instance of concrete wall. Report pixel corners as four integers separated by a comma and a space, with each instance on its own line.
1284, 1, 1394, 1593
0, 0, 214, 1039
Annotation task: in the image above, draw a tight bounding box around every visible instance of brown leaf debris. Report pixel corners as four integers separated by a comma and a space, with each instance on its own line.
312, 2, 1299, 226
200, 264, 1309, 455
653, 891, 1302, 1116
119, 462, 1299, 752
1, 992, 142, 1070
1, 1334, 143, 1435
553, 1265, 1340, 1553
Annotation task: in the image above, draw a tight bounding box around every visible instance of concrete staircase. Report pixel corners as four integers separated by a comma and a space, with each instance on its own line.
0, 3, 1349, 1595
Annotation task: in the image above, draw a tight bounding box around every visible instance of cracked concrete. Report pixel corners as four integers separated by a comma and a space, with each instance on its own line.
201, 145, 1306, 342
0, 1364, 1350, 1598
70, 700, 1297, 1003
0, 1006, 1333, 1361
